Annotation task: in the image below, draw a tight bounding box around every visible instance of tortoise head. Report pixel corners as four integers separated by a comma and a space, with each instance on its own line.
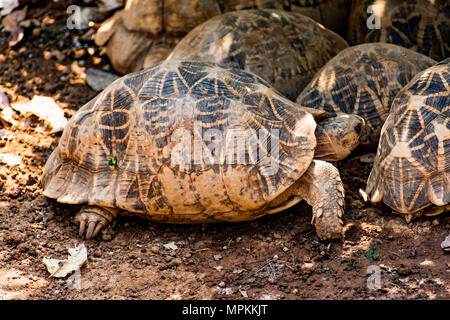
314, 113, 365, 161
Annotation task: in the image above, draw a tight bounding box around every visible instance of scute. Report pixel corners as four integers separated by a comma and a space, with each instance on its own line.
167, 9, 349, 101
42, 60, 317, 221
296, 43, 436, 146
366, 58, 450, 213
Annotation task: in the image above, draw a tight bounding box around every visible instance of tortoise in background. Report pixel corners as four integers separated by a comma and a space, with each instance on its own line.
94, 0, 284, 74
348, 0, 450, 61
296, 43, 436, 148
167, 9, 349, 101
94, 0, 351, 75
366, 58, 449, 221
41, 60, 364, 241
290, 0, 352, 37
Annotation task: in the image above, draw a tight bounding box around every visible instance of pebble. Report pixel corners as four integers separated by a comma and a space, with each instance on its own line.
93, 249, 102, 258
214, 254, 222, 261
218, 281, 226, 288
167, 258, 181, 268
282, 246, 289, 252
151, 246, 160, 254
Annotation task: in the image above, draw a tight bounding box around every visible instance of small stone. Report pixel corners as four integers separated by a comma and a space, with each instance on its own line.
214, 254, 222, 261
218, 281, 226, 288
93, 249, 102, 258
273, 255, 279, 261
151, 246, 160, 254
282, 246, 289, 252
167, 258, 181, 268
32, 27, 41, 37
440, 234, 450, 252
273, 233, 281, 239
236, 237, 242, 243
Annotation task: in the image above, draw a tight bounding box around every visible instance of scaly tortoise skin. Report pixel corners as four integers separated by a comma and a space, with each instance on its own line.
167, 9, 349, 101
41, 60, 364, 240
366, 58, 450, 220
296, 43, 436, 147
348, 0, 450, 61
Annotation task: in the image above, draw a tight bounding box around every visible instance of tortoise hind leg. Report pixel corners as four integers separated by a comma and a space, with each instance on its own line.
294, 160, 345, 240
75, 205, 118, 239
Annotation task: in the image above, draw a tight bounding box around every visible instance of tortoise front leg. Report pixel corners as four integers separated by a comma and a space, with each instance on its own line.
295, 160, 345, 240
75, 205, 118, 239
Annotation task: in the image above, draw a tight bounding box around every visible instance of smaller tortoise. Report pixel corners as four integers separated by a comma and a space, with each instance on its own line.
94, 0, 223, 74
41, 60, 364, 240
290, 0, 352, 37
348, 0, 450, 61
167, 9, 349, 101
94, 0, 312, 75
366, 57, 450, 221
296, 43, 436, 148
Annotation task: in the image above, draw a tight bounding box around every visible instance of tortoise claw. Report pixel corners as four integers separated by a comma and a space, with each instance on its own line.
75, 208, 110, 239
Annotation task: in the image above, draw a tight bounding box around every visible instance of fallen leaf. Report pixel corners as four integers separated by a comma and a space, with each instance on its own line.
2, 7, 26, 46
0, 106, 17, 126
97, 0, 124, 13
0, 0, 19, 16
85, 69, 120, 91
11, 95, 68, 133
358, 153, 375, 163
441, 234, 450, 252
0, 153, 21, 166
163, 242, 178, 250
0, 90, 9, 106
43, 244, 88, 278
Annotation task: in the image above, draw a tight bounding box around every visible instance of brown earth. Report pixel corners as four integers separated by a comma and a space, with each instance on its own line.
0, 1, 448, 300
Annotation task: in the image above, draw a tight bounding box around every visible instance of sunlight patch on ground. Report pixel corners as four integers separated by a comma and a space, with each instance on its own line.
0, 267, 48, 299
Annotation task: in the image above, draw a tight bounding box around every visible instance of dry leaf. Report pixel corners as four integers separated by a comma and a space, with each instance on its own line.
43, 244, 88, 278
0, 153, 21, 166
11, 95, 68, 133
0, 0, 19, 16
2, 6, 26, 46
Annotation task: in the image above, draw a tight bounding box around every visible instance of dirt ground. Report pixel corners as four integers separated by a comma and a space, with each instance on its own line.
0, 1, 448, 300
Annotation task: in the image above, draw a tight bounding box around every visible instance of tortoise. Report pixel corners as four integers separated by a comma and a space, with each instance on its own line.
348, 0, 450, 61
167, 9, 349, 101
94, 0, 285, 75
41, 60, 364, 240
290, 0, 353, 37
296, 43, 436, 148
94, 0, 222, 74
95, 2, 350, 76
365, 57, 450, 221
